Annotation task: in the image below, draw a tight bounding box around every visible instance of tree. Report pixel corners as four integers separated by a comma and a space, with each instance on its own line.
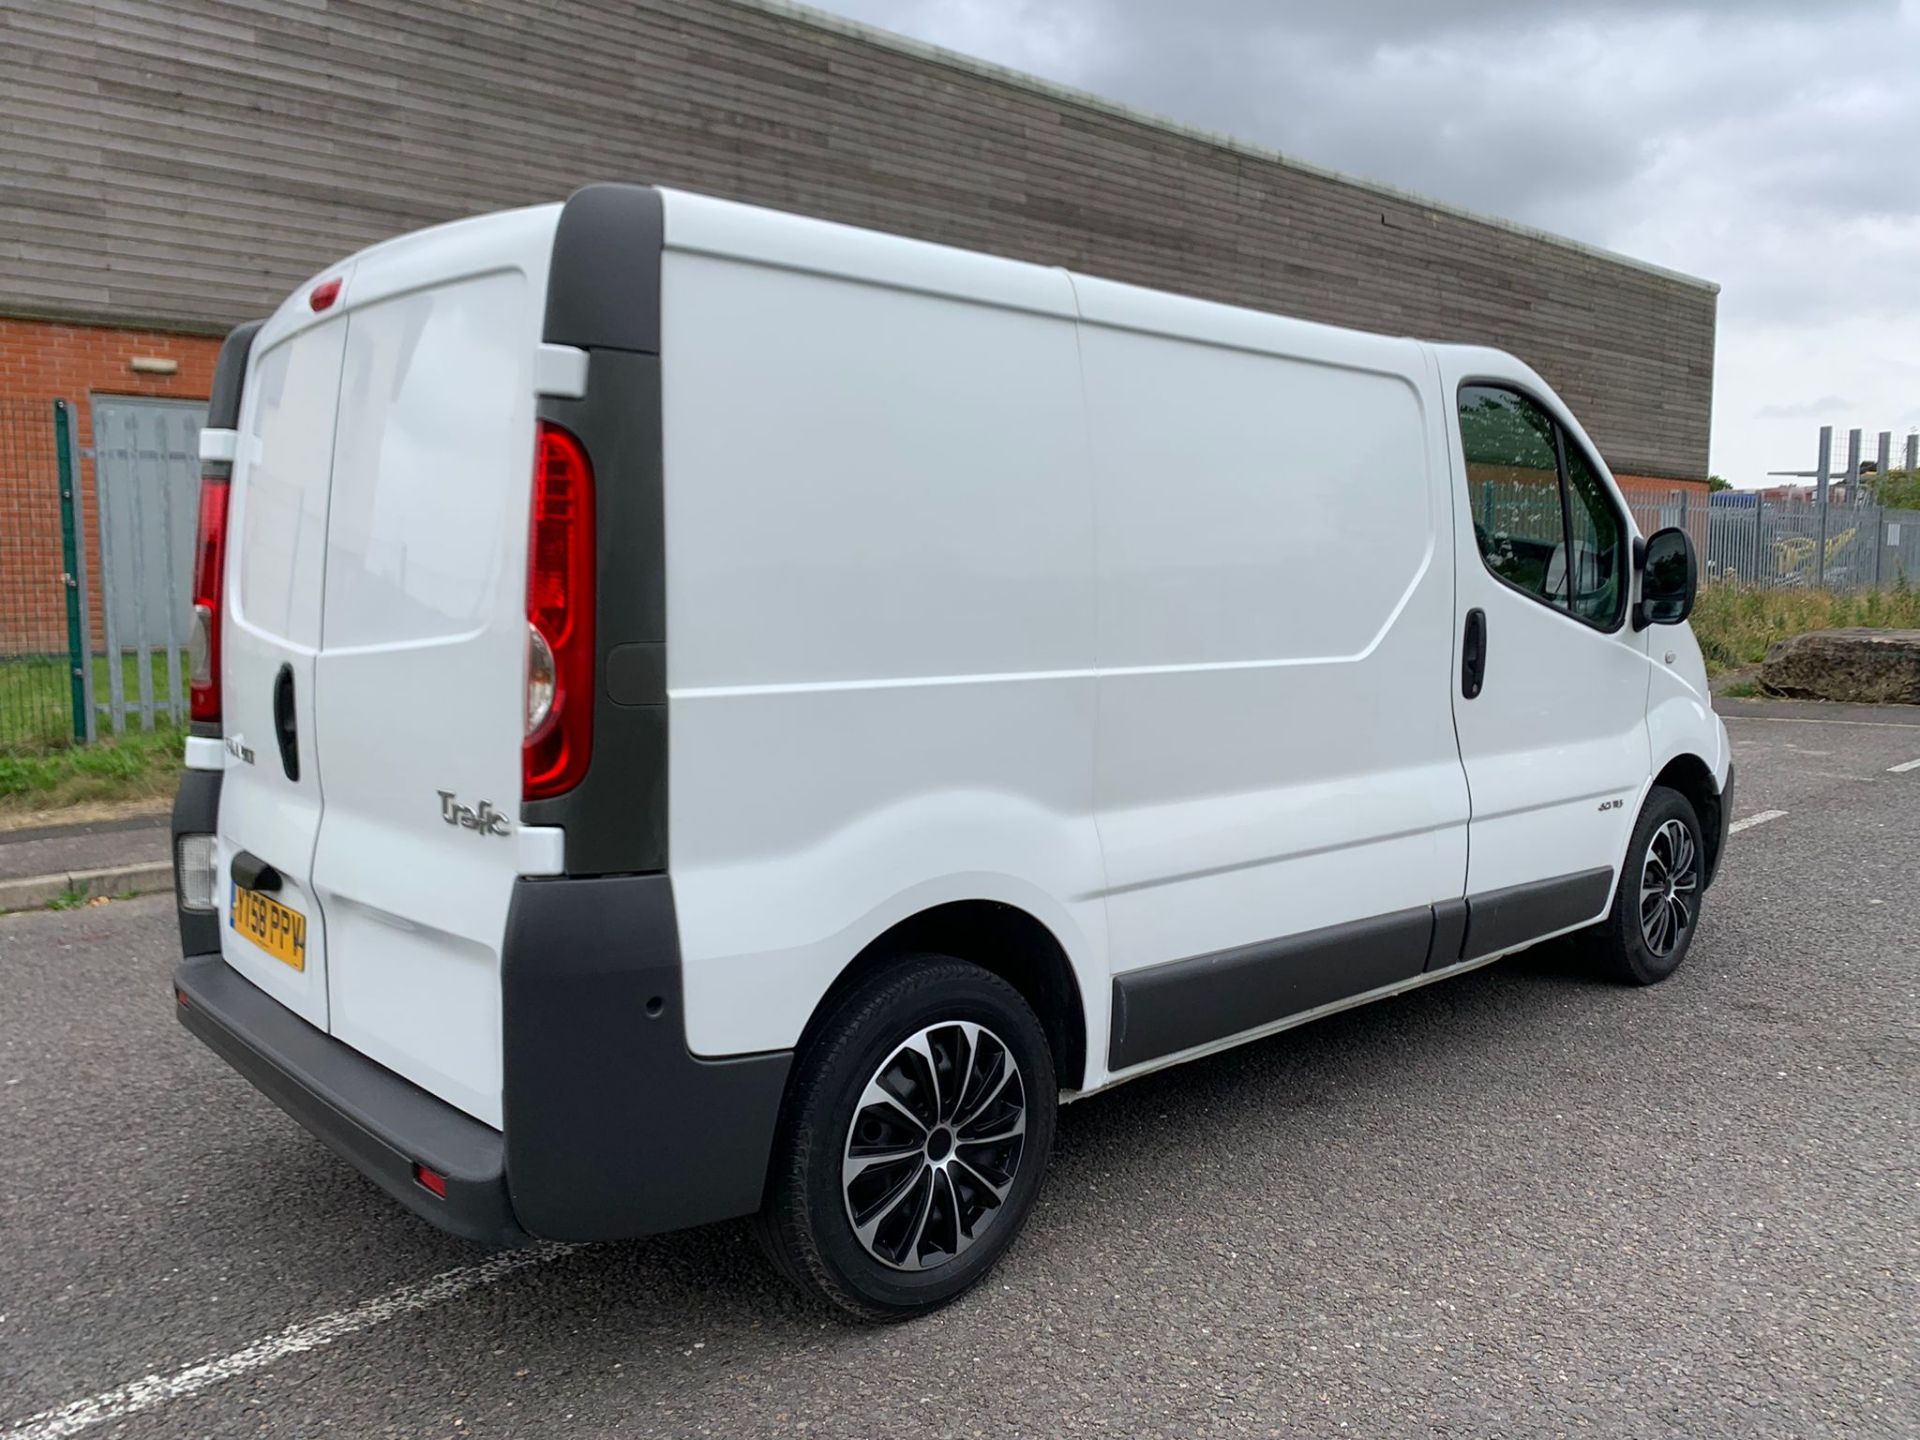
1707, 475, 1732, 492
1870, 468, 1920, 510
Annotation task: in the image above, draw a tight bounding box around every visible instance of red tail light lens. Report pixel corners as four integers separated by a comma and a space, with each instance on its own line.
523, 422, 595, 800
188, 464, 232, 723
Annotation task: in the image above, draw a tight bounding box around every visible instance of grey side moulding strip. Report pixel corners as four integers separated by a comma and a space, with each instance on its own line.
1108, 905, 1433, 1071
1459, 867, 1614, 961
1107, 869, 1617, 1071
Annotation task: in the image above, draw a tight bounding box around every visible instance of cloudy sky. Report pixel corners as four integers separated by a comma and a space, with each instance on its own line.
812, 0, 1920, 487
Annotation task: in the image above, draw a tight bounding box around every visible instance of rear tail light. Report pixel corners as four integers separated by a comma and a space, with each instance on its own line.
188, 457, 233, 723
523, 422, 595, 800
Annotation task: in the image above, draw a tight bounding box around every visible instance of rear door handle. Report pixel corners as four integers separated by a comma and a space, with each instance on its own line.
1461, 608, 1487, 699
231, 850, 281, 893
272, 663, 300, 782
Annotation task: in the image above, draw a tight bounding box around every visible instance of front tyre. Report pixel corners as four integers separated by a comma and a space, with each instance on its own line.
754, 955, 1057, 1322
1595, 785, 1705, 986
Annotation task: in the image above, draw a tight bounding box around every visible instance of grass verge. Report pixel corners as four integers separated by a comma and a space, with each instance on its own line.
0, 650, 188, 750
1690, 582, 1920, 675
0, 728, 182, 821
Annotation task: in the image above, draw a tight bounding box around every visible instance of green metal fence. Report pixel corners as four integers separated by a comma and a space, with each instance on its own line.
0, 398, 91, 751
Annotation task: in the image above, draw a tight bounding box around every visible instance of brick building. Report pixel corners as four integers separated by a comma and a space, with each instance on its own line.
0, 321, 218, 656
0, 0, 1717, 667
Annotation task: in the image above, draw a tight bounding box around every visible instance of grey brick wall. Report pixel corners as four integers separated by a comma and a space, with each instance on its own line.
0, 0, 1716, 478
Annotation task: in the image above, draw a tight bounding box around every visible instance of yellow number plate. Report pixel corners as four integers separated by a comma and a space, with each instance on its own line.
230, 882, 307, 972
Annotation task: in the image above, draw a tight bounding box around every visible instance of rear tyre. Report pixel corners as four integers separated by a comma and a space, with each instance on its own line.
754, 954, 1057, 1322
1593, 785, 1705, 986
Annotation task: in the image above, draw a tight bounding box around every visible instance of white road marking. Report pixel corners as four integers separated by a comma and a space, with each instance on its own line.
1728, 809, 1788, 834
1887, 757, 1920, 773
0, 1243, 577, 1440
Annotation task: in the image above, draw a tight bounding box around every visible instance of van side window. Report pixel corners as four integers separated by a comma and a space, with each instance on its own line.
1458, 384, 1626, 629
1458, 385, 1567, 610
1560, 437, 1625, 627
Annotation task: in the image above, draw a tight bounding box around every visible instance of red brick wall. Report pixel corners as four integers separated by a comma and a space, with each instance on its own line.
1615, 473, 1710, 506
0, 319, 222, 654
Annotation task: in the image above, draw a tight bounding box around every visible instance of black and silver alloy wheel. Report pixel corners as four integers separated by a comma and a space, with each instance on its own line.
843, 1022, 1027, 1272
1638, 816, 1699, 958
755, 954, 1057, 1321
1590, 784, 1707, 986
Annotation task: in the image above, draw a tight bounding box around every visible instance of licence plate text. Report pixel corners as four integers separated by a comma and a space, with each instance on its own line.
231, 882, 307, 971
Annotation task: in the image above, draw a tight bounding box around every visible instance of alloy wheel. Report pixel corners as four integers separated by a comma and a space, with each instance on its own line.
1639, 816, 1700, 958
841, 1021, 1027, 1272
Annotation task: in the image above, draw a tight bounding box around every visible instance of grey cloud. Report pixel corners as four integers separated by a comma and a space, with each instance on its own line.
817, 0, 1919, 484
828, 1, 1916, 260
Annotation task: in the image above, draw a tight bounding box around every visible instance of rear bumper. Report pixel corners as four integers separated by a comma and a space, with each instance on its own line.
172, 868, 794, 1246
499, 874, 793, 1240
174, 952, 527, 1246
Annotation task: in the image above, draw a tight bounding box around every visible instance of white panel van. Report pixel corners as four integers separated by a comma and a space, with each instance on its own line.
171, 184, 1732, 1321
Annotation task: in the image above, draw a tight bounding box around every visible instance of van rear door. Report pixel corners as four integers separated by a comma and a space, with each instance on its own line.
216, 300, 352, 1028
307, 207, 562, 1127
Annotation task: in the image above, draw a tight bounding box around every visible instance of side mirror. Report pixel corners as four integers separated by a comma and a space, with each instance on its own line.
1635, 526, 1697, 630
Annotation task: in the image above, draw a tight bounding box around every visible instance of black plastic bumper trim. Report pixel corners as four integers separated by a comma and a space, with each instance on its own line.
174, 954, 527, 1248
501, 873, 792, 1240
170, 768, 222, 957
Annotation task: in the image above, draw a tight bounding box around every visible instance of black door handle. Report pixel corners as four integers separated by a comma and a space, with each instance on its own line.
272, 663, 300, 782
1462, 608, 1487, 699
231, 849, 282, 892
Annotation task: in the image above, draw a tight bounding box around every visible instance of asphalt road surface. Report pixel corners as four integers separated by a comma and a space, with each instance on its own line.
2, 698, 1915, 1438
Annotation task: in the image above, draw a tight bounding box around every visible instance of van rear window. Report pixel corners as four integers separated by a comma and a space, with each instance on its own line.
323, 273, 532, 648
